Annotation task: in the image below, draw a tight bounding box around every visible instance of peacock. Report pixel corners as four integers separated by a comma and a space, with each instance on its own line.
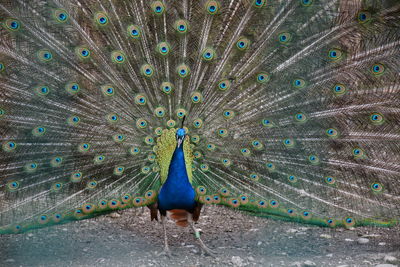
1, 0, 400, 257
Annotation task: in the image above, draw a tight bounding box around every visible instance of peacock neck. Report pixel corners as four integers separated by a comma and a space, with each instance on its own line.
157, 144, 195, 211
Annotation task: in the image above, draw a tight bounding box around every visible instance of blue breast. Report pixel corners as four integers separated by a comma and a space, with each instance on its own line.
157, 145, 196, 211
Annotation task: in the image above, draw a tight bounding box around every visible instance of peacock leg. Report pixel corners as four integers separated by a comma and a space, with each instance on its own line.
157, 215, 172, 257
188, 215, 216, 257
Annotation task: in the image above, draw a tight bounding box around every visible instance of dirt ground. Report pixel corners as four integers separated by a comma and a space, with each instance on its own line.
0, 206, 399, 267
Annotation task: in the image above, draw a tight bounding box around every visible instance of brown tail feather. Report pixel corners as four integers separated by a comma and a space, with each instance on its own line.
168, 209, 189, 227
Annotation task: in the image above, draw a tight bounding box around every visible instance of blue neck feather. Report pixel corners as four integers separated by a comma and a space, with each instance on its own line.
157, 144, 196, 211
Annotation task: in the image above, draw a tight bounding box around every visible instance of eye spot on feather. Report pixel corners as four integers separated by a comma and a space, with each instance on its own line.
270, 200, 279, 208
205, 1, 220, 14
86, 180, 98, 190
288, 175, 297, 183
114, 166, 125, 175
141, 64, 155, 77
344, 217, 355, 227
151, 1, 165, 15
257, 72, 270, 83
94, 155, 106, 165
75, 46, 91, 59
193, 118, 203, 129
191, 135, 200, 143
156, 41, 171, 56
176, 108, 187, 119
7, 181, 20, 191
201, 47, 216, 62
239, 195, 249, 204
217, 128, 228, 137
54, 9, 69, 23
217, 79, 231, 91
53, 213, 63, 223
308, 154, 320, 165
262, 119, 274, 128
328, 48, 343, 61
177, 64, 190, 78
200, 164, 209, 172
0, 63, 5, 72
266, 162, 276, 172
154, 106, 166, 118
191, 92, 203, 103
94, 12, 109, 26
258, 200, 267, 208
300, 0, 313, 6
240, 148, 251, 156
108, 199, 120, 209
135, 94, 147, 105
50, 157, 63, 167
166, 120, 176, 128
252, 140, 263, 150
302, 211, 311, 219
111, 51, 126, 64
352, 148, 365, 159
278, 32, 292, 44
37, 49, 53, 62
70, 171, 82, 183
113, 134, 125, 143
160, 82, 174, 94
65, 82, 80, 95
223, 109, 235, 120
3, 141, 17, 152
127, 25, 141, 39
136, 118, 148, 129
292, 78, 306, 89
326, 219, 336, 227
175, 20, 188, 34
294, 112, 307, 123
332, 83, 346, 96
32, 126, 46, 137
253, 0, 266, 8
249, 173, 259, 181
25, 162, 38, 173
326, 128, 339, 138
34, 85, 50, 96
371, 182, 383, 193
129, 146, 141, 155
283, 138, 295, 148
357, 11, 371, 24
370, 112, 384, 125
144, 136, 154, 145
221, 158, 231, 167
236, 37, 250, 50
78, 143, 90, 153
38, 215, 49, 224
371, 63, 385, 76
207, 144, 216, 151
325, 176, 336, 185
5, 18, 21, 31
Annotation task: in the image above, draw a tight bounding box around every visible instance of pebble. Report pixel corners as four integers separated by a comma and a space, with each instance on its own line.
383, 255, 398, 263
247, 256, 255, 262
344, 238, 354, 242
108, 212, 121, 218
320, 234, 332, 239
231, 256, 244, 267
303, 260, 316, 267
5, 259, 15, 263
357, 237, 370, 244
375, 264, 397, 267
289, 262, 302, 267
378, 242, 386, 246
336, 265, 349, 267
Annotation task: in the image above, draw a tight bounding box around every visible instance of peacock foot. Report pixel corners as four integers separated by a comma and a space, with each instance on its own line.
157, 247, 172, 258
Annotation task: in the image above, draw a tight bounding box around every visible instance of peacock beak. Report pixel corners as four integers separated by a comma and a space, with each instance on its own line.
177, 137, 184, 148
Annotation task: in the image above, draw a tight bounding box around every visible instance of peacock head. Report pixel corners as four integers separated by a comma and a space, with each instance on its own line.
176, 128, 186, 148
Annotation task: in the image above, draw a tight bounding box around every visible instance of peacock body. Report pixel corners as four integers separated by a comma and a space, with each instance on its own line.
0, 0, 400, 252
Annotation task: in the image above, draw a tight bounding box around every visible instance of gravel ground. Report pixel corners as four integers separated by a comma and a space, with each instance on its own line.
0, 206, 399, 267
